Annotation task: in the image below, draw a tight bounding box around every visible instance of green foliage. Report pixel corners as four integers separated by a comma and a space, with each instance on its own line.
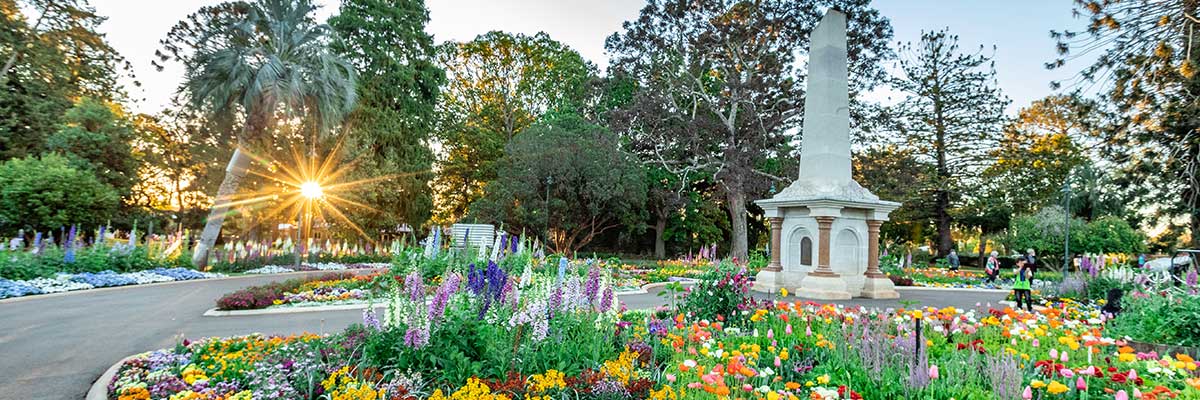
471, 113, 646, 254
0, 245, 189, 280
680, 261, 756, 326
1108, 292, 1200, 347
330, 0, 444, 233
0, 0, 128, 160
432, 31, 596, 224
1002, 206, 1145, 267
0, 154, 118, 233
46, 97, 140, 197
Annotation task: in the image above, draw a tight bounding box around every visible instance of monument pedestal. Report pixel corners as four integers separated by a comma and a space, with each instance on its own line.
795, 274, 851, 300
860, 276, 899, 299
752, 269, 802, 293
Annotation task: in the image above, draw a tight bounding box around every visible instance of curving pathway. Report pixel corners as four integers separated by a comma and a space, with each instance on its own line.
0, 273, 1007, 399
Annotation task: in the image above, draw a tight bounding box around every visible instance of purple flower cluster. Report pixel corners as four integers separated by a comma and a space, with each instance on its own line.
70, 271, 137, 287
598, 286, 614, 313
362, 308, 381, 330
428, 273, 460, 322
591, 380, 631, 398
404, 271, 424, 301
403, 326, 429, 348
585, 265, 601, 306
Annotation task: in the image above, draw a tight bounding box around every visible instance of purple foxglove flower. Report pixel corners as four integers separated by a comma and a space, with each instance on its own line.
429, 273, 460, 321
467, 263, 486, 295
404, 271, 424, 301
485, 261, 507, 300
585, 265, 601, 306
1187, 268, 1198, 287
599, 286, 614, 312
403, 326, 429, 348
548, 287, 563, 316
499, 234, 508, 255
510, 235, 519, 253
362, 308, 381, 330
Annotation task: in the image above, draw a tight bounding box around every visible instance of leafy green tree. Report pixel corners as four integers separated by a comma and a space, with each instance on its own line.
1003, 206, 1145, 271
884, 29, 1009, 257
471, 113, 645, 255
330, 0, 444, 236
158, 0, 357, 267
0, 0, 127, 159
433, 31, 596, 224
1049, 1, 1200, 245
606, 0, 894, 259
45, 97, 139, 198
0, 153, 117, 233
982, 95, 1093, 216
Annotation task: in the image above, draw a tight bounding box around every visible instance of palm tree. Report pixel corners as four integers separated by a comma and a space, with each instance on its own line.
162, 0, 356, 268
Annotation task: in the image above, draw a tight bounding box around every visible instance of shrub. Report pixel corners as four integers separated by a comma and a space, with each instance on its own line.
680, 261, 757, 325
1107, 291, 1200, 347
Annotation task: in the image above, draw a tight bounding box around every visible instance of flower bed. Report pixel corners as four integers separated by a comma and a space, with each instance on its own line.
110, 255, 1200, 400
213, 272, 362, 310
0, 268, 228, 299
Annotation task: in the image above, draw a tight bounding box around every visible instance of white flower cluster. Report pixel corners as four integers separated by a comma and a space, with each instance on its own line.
243, 265, 295, 274
124, 271, 177, 284
24, 277, 93, 293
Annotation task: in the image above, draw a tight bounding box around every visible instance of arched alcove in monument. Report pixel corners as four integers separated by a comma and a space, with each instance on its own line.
787, 228, 812, 269
834, 228, 861, 276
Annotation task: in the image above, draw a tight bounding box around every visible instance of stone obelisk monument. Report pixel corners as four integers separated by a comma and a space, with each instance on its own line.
752, 10, 901, 300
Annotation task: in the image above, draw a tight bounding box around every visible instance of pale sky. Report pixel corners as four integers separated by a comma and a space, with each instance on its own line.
90, 0, 1095, 115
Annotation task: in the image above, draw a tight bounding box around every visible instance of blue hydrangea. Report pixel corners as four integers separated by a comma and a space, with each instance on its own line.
70, 271, 137, 287
0, 279, 43, 298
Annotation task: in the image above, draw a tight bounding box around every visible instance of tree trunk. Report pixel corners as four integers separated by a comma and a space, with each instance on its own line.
977, 234, 987, 269
727, 190, 748, 261
190, 143, 250, 268
935, 190, 952, 257
654, 215, 667, 259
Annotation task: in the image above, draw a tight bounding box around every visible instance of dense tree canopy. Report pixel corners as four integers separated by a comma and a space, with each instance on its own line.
0, 154, 118, 232
471, 113, 646, 254
432, 31, 596, 224
331, 0, 444, 236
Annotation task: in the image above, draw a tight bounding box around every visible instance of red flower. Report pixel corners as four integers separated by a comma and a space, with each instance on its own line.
837, 386, 863, 400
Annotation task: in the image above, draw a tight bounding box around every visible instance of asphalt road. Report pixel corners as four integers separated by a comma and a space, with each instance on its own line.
0, 274, 1006, 400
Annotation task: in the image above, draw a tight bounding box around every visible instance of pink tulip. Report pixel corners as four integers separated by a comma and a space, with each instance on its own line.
666, 373, 676, 383
767, 329, 774, 339
806, 325, 813, 337
1032, 339, 1040, 347
742, 384, 753, 392
1076, 377, 1087, 390
1050, 349, 1058, 359
1022, 386, 1033, 400
687, 382, 702, 389
1060, 368, 1074, 378
785, 324, 793, 335
1115, 390, 1128, 400
774, 356, 782, 367
929, 364, 939, 379
1061, 351, 1069, 362
1134, 388, 1142, 399
1129, 369, 1138, 381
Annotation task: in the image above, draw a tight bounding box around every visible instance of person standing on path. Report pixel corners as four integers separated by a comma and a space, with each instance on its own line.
1013, 256, 1034, 311
984, 251, 1000, 284
1026, 249, 1037, 275
947, 249, 960, 271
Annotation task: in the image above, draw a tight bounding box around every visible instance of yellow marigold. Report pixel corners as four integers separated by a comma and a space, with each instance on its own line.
1031, 380, 1046, 389
602, 350, 640, 385
1118, 353, 1136, 363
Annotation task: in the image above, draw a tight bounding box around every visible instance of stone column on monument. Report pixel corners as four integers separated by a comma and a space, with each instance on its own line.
795, 214, 851, 300
861, 219, 899, 298
811, 216, 838, 277
766, 217, 783, 272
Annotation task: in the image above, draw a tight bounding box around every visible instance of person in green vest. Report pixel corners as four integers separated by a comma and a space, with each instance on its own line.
1012, 256, 1033, 312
